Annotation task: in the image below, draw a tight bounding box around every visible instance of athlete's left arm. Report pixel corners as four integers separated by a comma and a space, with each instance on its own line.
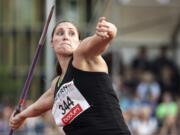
75, 17, 117, 58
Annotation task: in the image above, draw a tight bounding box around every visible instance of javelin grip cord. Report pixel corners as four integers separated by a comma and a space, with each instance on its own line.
9, 5, 55, 135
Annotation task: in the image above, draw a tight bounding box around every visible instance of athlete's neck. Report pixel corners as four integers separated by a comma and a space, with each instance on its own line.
57, 55, 72, 76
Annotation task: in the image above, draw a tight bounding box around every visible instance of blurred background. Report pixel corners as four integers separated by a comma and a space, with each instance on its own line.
0, 0, 180, 135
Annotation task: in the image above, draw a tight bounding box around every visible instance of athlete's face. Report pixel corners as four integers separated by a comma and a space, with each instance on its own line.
51, 22, 80, 56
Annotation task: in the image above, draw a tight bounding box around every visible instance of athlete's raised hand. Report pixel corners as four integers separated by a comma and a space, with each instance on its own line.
96, 17, 117, 39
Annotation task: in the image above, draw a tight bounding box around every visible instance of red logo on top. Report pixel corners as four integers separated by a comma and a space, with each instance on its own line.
62, 104, 83, 125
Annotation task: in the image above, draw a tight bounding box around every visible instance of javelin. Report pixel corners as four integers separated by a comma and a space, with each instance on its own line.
9, 5, 55, 135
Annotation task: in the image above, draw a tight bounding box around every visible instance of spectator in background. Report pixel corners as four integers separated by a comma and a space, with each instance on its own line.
159, 116, 179, 135
155, 91, 178, 128
122, 66, 139, 94
158, 65, 180, 98
136, 70, 161, 107
152, 46, 174, 75
131, 105, 158, 135
130, 46, 152, 93
152, 46, 180, 96
131, 46, 151, 76
159, 115, 178, 135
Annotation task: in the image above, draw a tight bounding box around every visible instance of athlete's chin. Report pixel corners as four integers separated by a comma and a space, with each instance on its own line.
57, 49, 73, 56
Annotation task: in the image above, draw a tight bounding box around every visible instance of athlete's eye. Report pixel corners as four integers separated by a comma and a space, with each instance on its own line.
56, 31, 64, 36
69, 31, 75, 36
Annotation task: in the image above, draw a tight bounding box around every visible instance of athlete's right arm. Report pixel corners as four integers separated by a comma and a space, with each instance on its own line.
9, 76, 59, 130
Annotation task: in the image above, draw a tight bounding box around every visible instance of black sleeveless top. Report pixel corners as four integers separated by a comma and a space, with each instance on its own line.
54, 59, 131, 135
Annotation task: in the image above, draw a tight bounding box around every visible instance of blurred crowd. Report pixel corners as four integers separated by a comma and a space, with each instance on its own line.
0, 100, 65, 135
108, 46, 180, 135
0, 46, 180, 135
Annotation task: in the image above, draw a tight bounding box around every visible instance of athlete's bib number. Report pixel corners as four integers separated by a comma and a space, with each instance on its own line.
59, 96, 74, 115
52, 81, 90, 127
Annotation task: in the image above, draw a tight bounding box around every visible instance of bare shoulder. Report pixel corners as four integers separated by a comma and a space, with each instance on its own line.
73, 53, 108, 73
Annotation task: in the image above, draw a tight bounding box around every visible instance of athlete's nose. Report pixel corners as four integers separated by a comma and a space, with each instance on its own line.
62, 32, 69, 41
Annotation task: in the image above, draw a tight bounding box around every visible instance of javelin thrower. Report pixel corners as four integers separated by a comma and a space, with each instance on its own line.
9, 6, 131, 135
